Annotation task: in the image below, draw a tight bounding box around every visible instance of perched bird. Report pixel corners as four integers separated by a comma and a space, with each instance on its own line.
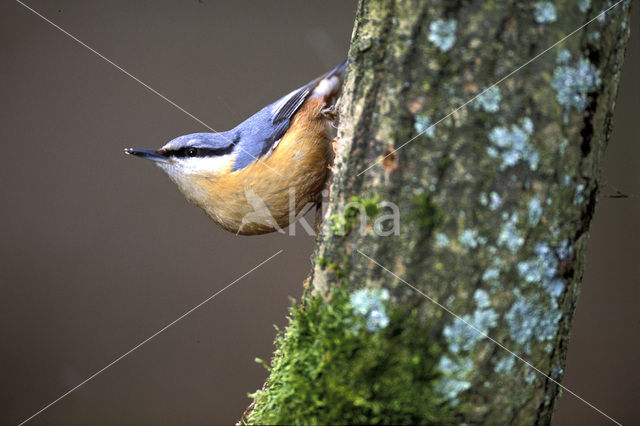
125, 61, 347, 235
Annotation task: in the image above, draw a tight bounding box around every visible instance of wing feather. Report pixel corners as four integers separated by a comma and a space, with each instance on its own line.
271, 85, 313, 124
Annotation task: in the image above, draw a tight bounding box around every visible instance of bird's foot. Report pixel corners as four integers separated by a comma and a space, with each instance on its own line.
321, 105, 338, 122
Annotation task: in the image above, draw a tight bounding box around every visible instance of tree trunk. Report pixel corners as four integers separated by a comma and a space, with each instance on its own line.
244, 0, 631, 424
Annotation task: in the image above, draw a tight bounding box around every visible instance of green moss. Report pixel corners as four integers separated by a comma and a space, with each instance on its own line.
437, 51, 449, 66
247, 287, 452, 425
411, 194, 444, 234
437, 156, 453, 176
316, 256, 329, 270
329, 212, 348, 234
363, 197, 382, 218
318, 254, 351, 281
346, 196, 380, 219
329, 196, 381, 236
328, 261, 348, 279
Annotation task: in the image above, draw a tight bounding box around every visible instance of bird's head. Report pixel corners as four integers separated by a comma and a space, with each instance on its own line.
125, 132, 237, 182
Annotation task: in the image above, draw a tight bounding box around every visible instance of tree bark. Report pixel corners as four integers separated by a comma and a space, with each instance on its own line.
245, 0, 631, 424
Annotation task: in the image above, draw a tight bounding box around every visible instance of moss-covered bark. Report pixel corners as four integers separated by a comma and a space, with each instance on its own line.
245, 0, 631, 424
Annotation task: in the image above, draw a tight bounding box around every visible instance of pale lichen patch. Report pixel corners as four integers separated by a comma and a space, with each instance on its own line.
551, 51, 601, 120
527, 196, 543, 226
494, 356, 516, 374
497, 213, 525, 253
350, 288, 390, 332
474, 86, 502, 113
437, 356, 473, 404
506, 290, 562, 354
414, 114, 436, 137
487, 118, 539, 171
428, 19, 458, 52
443, 289, 498, 354
533, 2, 557, 24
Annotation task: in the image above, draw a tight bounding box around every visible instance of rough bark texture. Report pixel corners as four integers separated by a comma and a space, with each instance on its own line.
245, 0, 631, 424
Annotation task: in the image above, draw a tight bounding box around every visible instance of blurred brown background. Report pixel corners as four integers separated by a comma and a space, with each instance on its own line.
0, 1, 637, 425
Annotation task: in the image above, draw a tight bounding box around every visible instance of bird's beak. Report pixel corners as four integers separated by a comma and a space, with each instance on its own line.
124, 148, 167, 162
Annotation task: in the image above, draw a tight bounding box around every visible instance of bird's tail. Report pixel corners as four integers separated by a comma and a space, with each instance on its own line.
310, 59, 348, 101
326, 59, 348, 80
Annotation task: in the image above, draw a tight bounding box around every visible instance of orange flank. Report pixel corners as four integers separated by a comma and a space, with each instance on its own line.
190, 98, 333, 235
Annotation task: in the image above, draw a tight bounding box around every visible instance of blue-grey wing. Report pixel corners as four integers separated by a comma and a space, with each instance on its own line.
231, 61, 347, 171
231, 81, 317, 170
270, 83, 314, 127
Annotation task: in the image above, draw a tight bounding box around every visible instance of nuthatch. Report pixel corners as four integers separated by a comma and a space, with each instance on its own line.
125, 61, 347, 235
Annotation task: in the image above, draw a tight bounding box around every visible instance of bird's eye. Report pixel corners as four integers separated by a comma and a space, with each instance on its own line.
186, 147, 198, 157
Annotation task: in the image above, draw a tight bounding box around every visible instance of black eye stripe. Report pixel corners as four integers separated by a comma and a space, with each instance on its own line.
165, 145, 234, 158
